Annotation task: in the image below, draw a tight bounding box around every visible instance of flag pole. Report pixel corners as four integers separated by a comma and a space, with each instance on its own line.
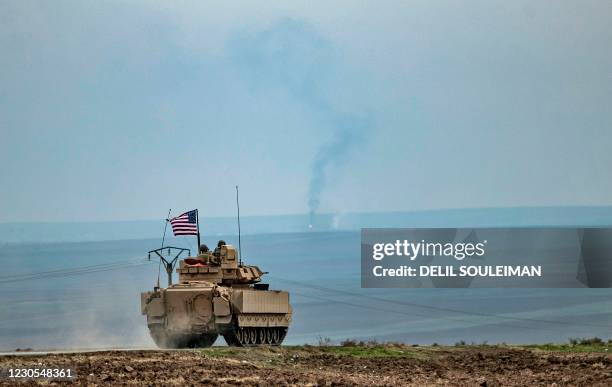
196, 209, 201, 253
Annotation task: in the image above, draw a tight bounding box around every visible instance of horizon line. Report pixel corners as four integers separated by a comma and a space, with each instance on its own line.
2, 204, 612, 225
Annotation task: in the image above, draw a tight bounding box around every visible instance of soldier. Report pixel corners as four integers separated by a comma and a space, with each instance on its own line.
213, 240, 226, 257
195, 244, 210, 265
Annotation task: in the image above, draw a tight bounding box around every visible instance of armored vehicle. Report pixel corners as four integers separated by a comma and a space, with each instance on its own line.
141, 243, 292, 348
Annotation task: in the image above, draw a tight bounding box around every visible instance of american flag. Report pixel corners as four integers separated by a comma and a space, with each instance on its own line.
169, 210, 199, 236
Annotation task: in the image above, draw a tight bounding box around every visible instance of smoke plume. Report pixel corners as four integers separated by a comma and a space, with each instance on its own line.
230, 19, 370, 224
307, 117, 367, 225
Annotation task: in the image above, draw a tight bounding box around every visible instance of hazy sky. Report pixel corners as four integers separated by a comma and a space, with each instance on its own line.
1, 1, 611, 222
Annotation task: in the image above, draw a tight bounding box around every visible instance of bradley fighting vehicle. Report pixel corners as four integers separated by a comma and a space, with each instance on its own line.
140, 242, 292, 348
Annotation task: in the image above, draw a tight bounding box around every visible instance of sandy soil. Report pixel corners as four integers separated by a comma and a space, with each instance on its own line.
0, 345, 610, 386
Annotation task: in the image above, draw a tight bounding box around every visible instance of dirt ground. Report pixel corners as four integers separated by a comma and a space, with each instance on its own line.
0, 345, 610, 386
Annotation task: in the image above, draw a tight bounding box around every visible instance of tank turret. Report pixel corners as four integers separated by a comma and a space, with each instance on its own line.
177, 244, 264, 285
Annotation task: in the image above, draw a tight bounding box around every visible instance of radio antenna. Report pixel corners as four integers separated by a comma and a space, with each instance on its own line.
161, 209, 171, 249
236, 185, 242, 265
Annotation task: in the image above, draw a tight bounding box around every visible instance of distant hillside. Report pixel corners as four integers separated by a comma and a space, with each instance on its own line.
1, 206, 612, 244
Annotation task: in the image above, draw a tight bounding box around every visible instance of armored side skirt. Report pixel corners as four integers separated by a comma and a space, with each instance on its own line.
231, 289, 291, 327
